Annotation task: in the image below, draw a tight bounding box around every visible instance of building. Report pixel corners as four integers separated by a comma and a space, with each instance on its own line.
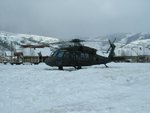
19, 44, 50, 64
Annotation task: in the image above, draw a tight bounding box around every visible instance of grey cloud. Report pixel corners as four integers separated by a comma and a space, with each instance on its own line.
0, 0, 150, 38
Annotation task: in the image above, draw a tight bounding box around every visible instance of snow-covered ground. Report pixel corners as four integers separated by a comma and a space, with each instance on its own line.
0, 63, 150, 113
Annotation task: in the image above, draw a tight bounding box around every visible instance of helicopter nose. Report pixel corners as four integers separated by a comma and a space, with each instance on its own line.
45, 57, 54, 66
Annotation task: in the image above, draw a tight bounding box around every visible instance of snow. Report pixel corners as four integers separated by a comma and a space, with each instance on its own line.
0, 63, 150, 113
0, 31, 59, 44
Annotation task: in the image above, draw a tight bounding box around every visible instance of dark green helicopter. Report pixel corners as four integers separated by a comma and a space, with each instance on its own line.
45, 39, 116, 70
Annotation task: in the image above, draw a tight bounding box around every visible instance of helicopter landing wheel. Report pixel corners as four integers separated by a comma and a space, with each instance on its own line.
77, 66, 81, 69
58, 66, 63, 70
75, 66, 81, 69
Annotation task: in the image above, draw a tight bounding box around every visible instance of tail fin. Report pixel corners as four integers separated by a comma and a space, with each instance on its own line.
108, 39, 116, 59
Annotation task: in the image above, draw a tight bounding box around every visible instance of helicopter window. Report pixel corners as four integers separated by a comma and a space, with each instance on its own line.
64, 52, 70, 58
85, 53, 89, 59
80, 53, 89, 60
57, 51, 64, 58
81, 53, 85, 60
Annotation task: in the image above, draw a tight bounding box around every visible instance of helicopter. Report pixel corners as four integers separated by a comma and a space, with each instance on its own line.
45, 39, 116, 70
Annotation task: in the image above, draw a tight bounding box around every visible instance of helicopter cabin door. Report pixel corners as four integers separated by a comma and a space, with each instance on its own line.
55, 50, 65, 66
63, 51, 71, 66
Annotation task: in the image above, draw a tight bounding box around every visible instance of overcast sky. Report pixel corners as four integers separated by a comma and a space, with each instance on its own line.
0, 0, 150, 38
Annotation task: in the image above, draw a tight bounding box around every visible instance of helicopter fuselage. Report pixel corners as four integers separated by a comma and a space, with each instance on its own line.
45, 45, 112, 69
45, 38, 116, 70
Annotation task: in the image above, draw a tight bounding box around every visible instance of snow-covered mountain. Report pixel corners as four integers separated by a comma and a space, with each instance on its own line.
113, 33, 150, 56
0, 31, 59, 56
87, 32, 150, 56
1, 31, 150, 57
0, 31, 59, 50
96, 32, 150, 43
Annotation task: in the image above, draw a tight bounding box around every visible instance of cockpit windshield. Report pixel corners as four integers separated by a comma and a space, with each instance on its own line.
52, 50, 64, 58
52, 51, 58, 56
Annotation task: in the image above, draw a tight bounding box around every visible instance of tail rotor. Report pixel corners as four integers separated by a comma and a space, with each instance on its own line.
107, 38, 116, 59
107, 38, 116, 53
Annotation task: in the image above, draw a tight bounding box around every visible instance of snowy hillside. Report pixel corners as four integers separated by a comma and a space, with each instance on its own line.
86, 32, 150, 56
0, 31, 59, 50
0, 31, 59, 56
0, 63, 150, 113
96, 32, 150, 44
114, 33, 150, 56
1, 31, 150, 56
